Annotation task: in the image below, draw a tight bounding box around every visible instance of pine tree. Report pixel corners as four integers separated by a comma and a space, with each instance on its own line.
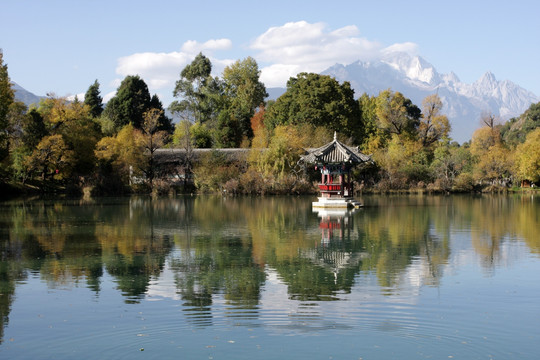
84, 79, 103, 118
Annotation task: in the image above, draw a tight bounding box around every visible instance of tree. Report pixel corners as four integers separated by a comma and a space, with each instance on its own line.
37, 96, 101, 176
265, 73, 362, 142
140, 108, 169, 187
103, 75, 152, 131
514, 128, 540, 183
213, 109, 242, 148
430, 141, 472, 188
27, 134, 74, 181
376, 89, 421, 139
419, 94, 451, 147
255, 125, 308, 177
222, 57, 267, 140
149, 94, 174, 134
172, 119, 194, 185
358, 92, 388, 153
84, 80, 103, 118
169, 53, 223, 125
95, 124, 145, 185
501, 101, 540, 147
0, 50, 15, 169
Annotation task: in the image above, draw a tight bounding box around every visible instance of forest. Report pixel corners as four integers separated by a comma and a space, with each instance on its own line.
1, 50, 539, 197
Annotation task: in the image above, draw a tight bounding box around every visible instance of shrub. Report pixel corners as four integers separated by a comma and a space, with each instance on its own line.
452, 173, 474, 192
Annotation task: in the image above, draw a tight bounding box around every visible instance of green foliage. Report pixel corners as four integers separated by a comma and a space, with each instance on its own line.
213, 109, 242, 148
254, 125, 307, 177
169, 53, 223, 125
222, 57, 267, 140
84, 80, 103, 118
190, 122, 213, 148
22, 109, 48, 149
501, 101, 540, 147
103, 75, 152, 131
265, 73, 363, 142
0, 50, 14, 170
375, 89, 421, 139
430, 141, 472, 188
149, 94, 174, 134
193, 149, 240, 192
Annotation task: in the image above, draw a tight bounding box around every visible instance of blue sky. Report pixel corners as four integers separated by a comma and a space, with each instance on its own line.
2, 0, 539, 106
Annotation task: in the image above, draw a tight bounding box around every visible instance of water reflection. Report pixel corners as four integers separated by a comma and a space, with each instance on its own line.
0, 194, 539, 343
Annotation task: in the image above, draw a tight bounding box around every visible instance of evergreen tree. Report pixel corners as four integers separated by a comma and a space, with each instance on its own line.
84, 79, 103, 118
103, 75, 152, 131
149, 94, 174, 134
0, 50, 15, 167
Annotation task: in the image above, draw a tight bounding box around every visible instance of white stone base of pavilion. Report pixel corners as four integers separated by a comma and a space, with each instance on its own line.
312, 196, 362, 209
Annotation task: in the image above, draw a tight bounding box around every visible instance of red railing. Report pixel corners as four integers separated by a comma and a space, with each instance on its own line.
318, 184, 343, 192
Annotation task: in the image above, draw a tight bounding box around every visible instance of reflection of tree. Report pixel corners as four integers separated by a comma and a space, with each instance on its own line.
0, 237, 26, 345
0, 193, 537, 341
97, 198, 173, 303
171, 235, 266, 325
355, 196, 450, 290
460, 195, 540, 269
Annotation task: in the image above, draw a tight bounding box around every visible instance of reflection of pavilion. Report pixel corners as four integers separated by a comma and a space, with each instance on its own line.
300, 209, 369, 284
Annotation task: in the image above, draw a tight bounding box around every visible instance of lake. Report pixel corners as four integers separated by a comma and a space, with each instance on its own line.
0, 194, 539, 359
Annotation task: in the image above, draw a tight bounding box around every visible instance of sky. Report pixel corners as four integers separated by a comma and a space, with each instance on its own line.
2, 0, 539, 107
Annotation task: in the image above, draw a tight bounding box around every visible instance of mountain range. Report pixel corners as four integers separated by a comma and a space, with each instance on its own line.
271, 52, 539, 143
12, 82, 44, 107
13, 52, 539, 143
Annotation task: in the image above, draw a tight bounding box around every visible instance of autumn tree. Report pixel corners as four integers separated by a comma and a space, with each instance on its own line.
470, 126, 511, 185
95, 124, 145, 186
37, 96, 101, 176
27, 134, 74, 181
140, 108, 169, 187
376, 89, 421, 139
513, 128, 540, 184
419, 94, 450, 147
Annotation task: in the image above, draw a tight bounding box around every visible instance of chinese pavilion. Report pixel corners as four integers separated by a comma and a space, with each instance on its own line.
300, 133, 372, 209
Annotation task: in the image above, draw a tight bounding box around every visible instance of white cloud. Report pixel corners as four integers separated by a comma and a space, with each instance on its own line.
382, 42, 419, 56
181, 38, 232, 53
113, 39, 235, 101
251, 21, 418, 88
109, 22, 420, 102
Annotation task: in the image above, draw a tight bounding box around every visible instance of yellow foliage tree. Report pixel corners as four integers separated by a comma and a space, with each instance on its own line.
514, 128, 540, 183
255, 125, 308, 177
95, 124, 145, 183
419, 94, 451, 147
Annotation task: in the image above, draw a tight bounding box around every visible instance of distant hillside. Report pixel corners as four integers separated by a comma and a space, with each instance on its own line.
12, 82, 43, 106
500, 102, 540, 147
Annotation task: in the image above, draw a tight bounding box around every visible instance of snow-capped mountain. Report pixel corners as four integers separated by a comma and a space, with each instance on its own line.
321, 52, 539, 143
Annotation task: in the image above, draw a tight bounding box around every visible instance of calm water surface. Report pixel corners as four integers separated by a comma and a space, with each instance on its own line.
0, 194, 539, 359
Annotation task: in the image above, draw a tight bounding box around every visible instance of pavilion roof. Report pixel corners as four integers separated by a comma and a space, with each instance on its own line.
300, 132, 372, 165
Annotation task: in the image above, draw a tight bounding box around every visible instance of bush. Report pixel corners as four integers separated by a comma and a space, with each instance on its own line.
452, 173, 474, 192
